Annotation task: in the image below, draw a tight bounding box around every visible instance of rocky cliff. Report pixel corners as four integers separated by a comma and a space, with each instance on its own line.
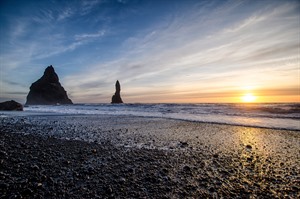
25, 65, 73, 105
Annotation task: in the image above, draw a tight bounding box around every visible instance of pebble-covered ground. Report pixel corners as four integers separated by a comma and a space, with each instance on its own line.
1, 115, 299, 198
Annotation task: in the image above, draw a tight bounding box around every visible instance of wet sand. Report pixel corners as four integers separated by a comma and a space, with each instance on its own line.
1, 115, 299, 198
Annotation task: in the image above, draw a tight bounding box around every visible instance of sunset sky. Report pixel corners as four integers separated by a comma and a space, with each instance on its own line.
0, 0, 299, 103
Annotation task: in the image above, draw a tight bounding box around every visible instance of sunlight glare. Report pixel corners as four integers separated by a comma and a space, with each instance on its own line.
241, 93, 257, 103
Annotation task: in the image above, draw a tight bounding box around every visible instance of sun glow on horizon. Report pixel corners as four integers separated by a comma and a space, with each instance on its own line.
241, 93, 257, 103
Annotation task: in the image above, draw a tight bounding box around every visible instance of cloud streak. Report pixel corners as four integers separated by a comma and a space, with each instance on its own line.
78, 1, 298, 102
75, 30, 106, 41
0, 0, 299, 103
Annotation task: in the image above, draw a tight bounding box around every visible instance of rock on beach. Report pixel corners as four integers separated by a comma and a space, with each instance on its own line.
0, 100, 23, 111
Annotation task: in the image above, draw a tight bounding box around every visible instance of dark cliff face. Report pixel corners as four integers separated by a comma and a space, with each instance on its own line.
25, 65, 73, 105
111, 80, 123, 104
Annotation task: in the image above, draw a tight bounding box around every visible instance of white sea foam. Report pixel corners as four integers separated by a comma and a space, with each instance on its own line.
3, 103, 299, 130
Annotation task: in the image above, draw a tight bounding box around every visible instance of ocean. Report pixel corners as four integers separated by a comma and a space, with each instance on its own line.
2, 103, 297, 131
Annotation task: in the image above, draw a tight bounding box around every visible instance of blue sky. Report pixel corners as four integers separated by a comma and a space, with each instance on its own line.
0, 0, 299, 103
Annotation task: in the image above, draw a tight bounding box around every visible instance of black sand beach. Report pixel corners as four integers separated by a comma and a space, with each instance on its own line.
1, 115, 299, 198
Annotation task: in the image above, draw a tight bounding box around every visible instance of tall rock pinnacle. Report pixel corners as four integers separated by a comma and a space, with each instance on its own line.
25, 65, 73, 105
111, 80, 123, 104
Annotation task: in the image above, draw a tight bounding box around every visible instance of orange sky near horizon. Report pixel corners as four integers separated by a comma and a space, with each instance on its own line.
122, 89, 299, 104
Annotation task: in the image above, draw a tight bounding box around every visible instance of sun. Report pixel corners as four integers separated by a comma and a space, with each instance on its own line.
241, 93, 257, 103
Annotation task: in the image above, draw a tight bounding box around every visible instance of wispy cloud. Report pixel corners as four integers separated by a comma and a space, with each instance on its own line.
74, 30, 106, 41
1, 0, 299, 103
57, 7, 74, 21
63, 0, 299, 102
81, 0, 104, 15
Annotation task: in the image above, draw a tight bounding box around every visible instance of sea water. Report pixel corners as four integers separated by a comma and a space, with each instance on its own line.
8, 103, 297, 131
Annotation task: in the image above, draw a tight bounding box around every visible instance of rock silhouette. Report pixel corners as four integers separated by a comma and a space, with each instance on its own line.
111, 80, 123, 104
25, 65, 73, 105
0, 100, 23, 111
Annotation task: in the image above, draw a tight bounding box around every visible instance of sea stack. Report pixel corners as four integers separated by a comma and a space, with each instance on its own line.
111, 80, 123, 104
25, 65, 73, 105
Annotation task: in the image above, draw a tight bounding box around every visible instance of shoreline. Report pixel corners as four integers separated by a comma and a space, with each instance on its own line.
1, 114, 299, 198
3, 102, 299, 131
1, 111, 300, 132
